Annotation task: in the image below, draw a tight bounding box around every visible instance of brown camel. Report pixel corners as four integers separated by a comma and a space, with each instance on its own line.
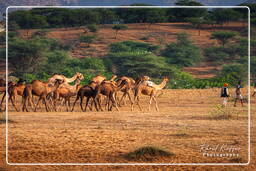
116, 76, 151, 106
0, 81, 15, 111
131, 77, 169, 111
54, 79, 81, 111
7, 80, 26, 111
22, 79, 63, 112
95, 79, 127, 111
71, 81, 99, 112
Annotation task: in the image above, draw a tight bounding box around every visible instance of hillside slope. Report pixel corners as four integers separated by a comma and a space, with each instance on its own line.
17, 22, 246, 78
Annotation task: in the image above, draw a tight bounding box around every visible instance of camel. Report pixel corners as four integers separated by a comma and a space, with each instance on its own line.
95, 79, 127, 111
22, 79, 63, 112
116, 76, 151, 106
54, 79, 81, 111
131, 77, 169, 111
0, 81, 15, 111
71, 81, 99, 112
90, 75, 106, 84
48, 72, 84, 85
7, 80, 26, 111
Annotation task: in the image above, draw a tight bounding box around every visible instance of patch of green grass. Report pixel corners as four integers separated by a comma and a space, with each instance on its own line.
124, 146, 174, 161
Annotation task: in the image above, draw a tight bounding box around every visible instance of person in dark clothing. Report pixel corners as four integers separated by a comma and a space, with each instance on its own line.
234, 80, 243, 107
220, 83, 229, 107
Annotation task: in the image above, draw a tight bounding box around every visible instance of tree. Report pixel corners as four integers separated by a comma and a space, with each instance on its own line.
144, 8, 167, 29
161, 33, 202, 67
186, 17, 204, 36
167, 0, 207, 22
210, 9, 241, 26
79, 35, 96, 47
112, 24, 127, 39
210, 31, 237, 46
8, 38, 47, 77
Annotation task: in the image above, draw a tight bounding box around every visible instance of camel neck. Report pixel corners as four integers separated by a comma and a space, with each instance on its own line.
155, 79, 167, 90
66, 74, 77, 83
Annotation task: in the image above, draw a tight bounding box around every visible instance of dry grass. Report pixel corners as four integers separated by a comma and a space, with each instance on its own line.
0, 87, 255, 170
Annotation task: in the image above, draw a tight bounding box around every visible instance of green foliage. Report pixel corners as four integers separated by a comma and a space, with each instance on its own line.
124, 146, 174, 160
109, 41, 159, 53
167, 0, 207, 22
161, 33, 202, 67
112, 24, 128, 39
186, 17, 204, 35
79, 35, 96, 47
87, 24, 98, 33
209, 9, 242, 25
9, 10, 48, 29
107, 51, 174, 78
218, 63, 247, 85
8, 38, 48, 77
0, 32, 5, 45
210, 31, 237, 46
8, 21, 20, 31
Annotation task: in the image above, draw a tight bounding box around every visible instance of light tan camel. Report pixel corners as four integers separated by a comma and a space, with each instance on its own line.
54, 79, 81, 111
91, 75, 106, 84
22, 79, 63, 112
48, 72, 84, 85
131, 77, 169, 111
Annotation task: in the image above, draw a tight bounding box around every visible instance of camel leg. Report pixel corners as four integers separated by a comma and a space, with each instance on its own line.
96, 96, 104, 111
153, 96, 159, 111
149, 96, 153, 111
93, 98, 99, 111
42, 97, 49, 112
0, 92, 6, 110
80, 96, 85, 111
22, 96, 29, 112
66, 99, 69, 112
119, 92, 126, 106
127, 91, 133, 105
71, 96, 79, 112
84, 97, 90, 112
111, 94, 119, 111
137, 96, 142, 111
34, 96, 42, 112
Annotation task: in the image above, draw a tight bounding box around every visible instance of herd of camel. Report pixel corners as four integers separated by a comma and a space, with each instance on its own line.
0, 73, 169, 112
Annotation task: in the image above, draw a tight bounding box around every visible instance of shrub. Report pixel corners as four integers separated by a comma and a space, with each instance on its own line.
109, 41, 159, 53
79, 35, 96, 47
210, 31, 237, 46
161, 33, 202, 67
124, 146, 174, 161
112, 24, 128, 39
87, 24, 98, 32
107, 51, 174, 78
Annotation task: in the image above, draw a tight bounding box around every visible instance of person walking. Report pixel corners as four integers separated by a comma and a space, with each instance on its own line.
220, 83, 230, 107
234, 80, 244, 107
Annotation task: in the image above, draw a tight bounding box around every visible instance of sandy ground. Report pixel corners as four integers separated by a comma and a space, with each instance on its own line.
0, 87, 255, 170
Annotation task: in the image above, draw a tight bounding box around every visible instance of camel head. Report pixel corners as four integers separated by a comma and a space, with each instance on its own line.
76, 72, 84, 81
163, 77, 169, 83
54, 79, 64, 85
142, 76, 151, 81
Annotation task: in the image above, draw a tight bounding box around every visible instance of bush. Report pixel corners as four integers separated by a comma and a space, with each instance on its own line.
79, 35, 96, 47
124, 146, 174, 161
107, 51, 174, 78
161, 33, 202, 67
218, 63, 247, 86
87, 24, 98, 32
109, 41, 159, 53
210, 31, 237, 46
